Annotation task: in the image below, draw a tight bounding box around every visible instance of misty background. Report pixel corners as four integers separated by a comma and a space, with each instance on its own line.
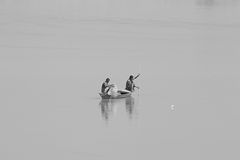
0, 0, 240, 160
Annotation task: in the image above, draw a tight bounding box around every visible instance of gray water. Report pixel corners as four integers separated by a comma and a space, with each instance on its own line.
1, 0, 240, 159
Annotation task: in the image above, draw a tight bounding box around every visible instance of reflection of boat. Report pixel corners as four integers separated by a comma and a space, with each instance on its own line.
99, 96, 136, 121
99, 98, 122, 121
99, 90, 131, 99
99, 99, 113, 120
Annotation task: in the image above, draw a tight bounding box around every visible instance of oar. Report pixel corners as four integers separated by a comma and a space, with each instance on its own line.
134, 73, 140, 95
136, 64, 141, 95
134, 73, 140, 80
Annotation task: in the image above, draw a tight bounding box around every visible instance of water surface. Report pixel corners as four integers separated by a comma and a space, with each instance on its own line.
0, 0, 240, 160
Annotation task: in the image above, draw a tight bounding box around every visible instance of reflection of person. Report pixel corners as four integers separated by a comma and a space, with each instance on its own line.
99, 99, 112, 121
101, 78, 113, 95
99, 99, 119, 121
125, 74, 140, 92
125, 97, 135, 118
99, 97, 136, 121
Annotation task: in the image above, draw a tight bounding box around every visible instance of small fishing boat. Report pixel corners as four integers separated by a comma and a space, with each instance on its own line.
99, 89, 131, 99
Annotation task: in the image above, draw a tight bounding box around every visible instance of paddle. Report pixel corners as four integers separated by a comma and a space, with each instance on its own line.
133, 74, 140, 95
134, 73, 140, 80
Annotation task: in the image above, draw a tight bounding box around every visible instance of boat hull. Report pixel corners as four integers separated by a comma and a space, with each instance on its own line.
99, 90, 131, 99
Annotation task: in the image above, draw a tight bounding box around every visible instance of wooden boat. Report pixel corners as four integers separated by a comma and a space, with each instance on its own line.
99, 89, 131, 99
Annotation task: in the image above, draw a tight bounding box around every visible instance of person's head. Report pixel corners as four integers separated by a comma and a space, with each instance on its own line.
129, 75, 134, 81
106, 78, 110, 83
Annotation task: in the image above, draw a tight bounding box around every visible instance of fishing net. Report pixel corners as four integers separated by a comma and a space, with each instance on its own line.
107, 84, 119, 97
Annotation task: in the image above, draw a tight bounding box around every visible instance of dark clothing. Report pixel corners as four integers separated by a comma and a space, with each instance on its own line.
101, 82, 108, 93
102, 82, 111, 94
125, 79, 135, 92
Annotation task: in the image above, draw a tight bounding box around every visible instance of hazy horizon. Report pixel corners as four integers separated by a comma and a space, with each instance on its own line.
1, 0, 240, 160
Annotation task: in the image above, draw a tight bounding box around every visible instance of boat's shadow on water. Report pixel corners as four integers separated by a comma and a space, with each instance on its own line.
99, 96, 136, 121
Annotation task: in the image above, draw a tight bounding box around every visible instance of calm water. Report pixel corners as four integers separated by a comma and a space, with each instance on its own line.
0, 0, 240, 160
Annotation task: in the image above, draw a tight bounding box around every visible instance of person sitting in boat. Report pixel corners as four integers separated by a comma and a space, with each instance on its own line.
101, 78, 114, 95
125, 74, 140, 92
